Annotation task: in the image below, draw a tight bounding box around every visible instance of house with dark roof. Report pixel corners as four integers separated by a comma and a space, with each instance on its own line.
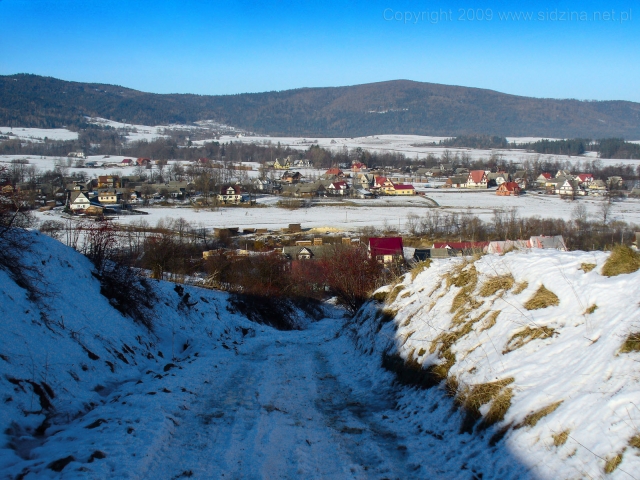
218, 185, 244, 204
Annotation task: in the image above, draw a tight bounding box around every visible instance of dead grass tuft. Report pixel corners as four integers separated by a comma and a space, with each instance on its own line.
483, 388, 514, 426
479, 310, 501, 332
601, 245, 640, 277
411, 259, 432, 280
553, 429, 570, 447
620, 332, 640, 353
512, 281, 529, 295
479, 274, 515, 297
445, 262, 478, 289
524, 285, 559, 310
580, 262, 596, 273
584, 304, 598, 315
503, 326, 556, 354
385, 284, 405, 305
604, 450, 625, 474
518, 401, 563, 428
629, 435, 640, 449
457, 378, 515, 429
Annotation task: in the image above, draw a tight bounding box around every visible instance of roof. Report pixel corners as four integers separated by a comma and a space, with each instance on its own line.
393, 184, 415, 190
325, 168, 343, 175
369, 237, 403, 257
539, 172, 552, 179
433, 241, 489, 251
529, 235, 566, 251
447, 175, 468, 184
374, 176, 388, 185
500, 182, 521, 191
577, 174, 594, 181
220, 185, 242, 195
329, 181, 348, 189
468, 170, 486, 183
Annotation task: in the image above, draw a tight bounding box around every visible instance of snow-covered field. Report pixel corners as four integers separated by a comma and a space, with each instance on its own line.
0, 127, 79, 142
34, 191, 640, 233
354, 249, 640, 479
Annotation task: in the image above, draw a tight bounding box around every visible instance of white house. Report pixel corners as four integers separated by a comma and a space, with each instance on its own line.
68, 191, 91, 211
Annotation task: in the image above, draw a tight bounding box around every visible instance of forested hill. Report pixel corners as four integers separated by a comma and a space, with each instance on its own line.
2, 74, 640, 138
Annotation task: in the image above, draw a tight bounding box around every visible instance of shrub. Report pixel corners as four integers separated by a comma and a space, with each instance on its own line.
601, 245, 640, 277
629, 435, 640, 449
504, 326, 556, 354
524, 285, 559, 310
457, 377, 514, 430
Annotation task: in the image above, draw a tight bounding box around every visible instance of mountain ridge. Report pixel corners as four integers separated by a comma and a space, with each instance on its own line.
2, 74, 640, 138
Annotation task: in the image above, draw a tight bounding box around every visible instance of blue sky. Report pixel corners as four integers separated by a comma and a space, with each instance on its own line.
1, 0, 639, 101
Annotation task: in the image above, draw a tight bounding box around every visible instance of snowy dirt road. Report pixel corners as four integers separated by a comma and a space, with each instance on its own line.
140, 321, 421, 480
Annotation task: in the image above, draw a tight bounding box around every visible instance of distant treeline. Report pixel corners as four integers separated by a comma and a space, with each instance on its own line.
438, 135, 510, 149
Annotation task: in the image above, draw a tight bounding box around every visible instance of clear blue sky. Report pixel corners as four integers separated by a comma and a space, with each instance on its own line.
1, 0, 639, 101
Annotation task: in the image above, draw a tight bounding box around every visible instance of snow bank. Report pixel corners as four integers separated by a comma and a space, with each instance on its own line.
0, 231, 260, 478
353, 249, 640, 479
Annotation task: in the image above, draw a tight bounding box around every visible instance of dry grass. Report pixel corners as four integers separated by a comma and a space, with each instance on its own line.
503, 326, 556, 354
411, 259, 432, 280
479, 310, 501, 332
604, 450, 625, 474
518, 401, 563, 428
483, 388, 514, 426
524, 285, 559, 310
445, 262, 478, 289
553, 429, 570, 447
457, 378, 515, 427
602, 245, 640, 277
620, 332, 640, 353
584, 304, 598, 315
629, 434, 640, 449
512, 281, 529, 295
580, 262, 597, 273
385, 284, 405, 305
479, 274, 515, 297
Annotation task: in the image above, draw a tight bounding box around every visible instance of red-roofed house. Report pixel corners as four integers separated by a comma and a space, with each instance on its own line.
536, 172, 552, 187
496, 182, 521, 196
121, 158, 133, 166
369, 237, 404, 264
373, 177, 395, 194
327, 181, 350, 195
137, 157, 151, 167
466, 170, 488, 189
390, 184, 416, 195
351, 162, 367, 172
325, 167, 344, 178
577, 173, 594, 184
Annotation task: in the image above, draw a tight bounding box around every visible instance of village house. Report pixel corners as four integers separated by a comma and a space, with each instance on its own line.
136, 158, 151, 167
326, 181, 350, 196
536, 172, 552, 188
218, 185, 244, 204
281, 171, 303, 184
389, 183, 416, 195
67, 191, 91, 211
97, 190, 120, 204
324, 167, 345, 179
445, 175, 468, 188
97, 175, 120, 189
121, 158, 134, 166
369, 237, 404, 264
576, 173, 594, 184
588, 179, 607, 195
558, 179, 582, 197
373, 176, 395, 194
466, 170, 488, 189
351, 162, 367, 172
273, 157, 292, 170
496, 182, 521, 196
